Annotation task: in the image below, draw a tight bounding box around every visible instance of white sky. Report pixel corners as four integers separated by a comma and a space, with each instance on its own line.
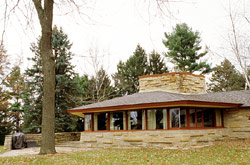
0, 0, 249, 76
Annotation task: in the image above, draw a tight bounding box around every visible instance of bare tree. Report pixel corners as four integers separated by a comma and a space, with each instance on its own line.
87, 47, 113, 102
228, 1, 250, 89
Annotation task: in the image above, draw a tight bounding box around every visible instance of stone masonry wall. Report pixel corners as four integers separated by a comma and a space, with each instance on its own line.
139, 72, 206, 94
26, 132, 81, 146
224, 108, 250, 139
3, 135, 12, 150
80, 129, 228, 149
4, 132, 80, 150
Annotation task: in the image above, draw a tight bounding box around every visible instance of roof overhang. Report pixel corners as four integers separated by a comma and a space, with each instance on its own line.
67, 100, 241, 117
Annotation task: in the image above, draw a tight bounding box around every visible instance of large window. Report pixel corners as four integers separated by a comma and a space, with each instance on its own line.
180, 108, 187, 127
204, 109, 215, 127
215, 109, 222, 127
197, 109, 203, 127
128, 111, 142, 130
110, 112, 125, 130
147, 109, 167, 129
170, 108, 187, 128
188, 109, 215, 128
84, 114, 92, 131
189, 109, 196, 127
96, 112, 108, 130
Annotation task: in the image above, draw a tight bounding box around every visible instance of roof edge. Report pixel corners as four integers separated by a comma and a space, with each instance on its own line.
68, 100, 241, 114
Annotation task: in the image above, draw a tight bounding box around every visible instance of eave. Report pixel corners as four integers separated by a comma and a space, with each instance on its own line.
67, 100, 241, 117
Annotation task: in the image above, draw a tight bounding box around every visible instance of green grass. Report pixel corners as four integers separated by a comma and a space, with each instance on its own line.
1, 140, 250, 164
0, 146, 5, 154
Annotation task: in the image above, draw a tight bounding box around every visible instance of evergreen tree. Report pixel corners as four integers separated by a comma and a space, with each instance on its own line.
74, 74, 92, 105
89, 68, 116, 102
113, 44, 148, 95
75, 68, 115, 104
23, 42, 43, 133
23, 26, 80, 133
208, 58, 245, 92
4, 66, 26, 132
147, 50, 168, 75
0, 43, 12, 145
113, 45, 168, 95
163, 23, 212, 74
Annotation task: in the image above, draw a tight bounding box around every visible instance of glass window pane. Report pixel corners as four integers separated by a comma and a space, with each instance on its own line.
147, 110, 156, 129
163, 109, 167, 129
204, 109, 215, 127
129, 111, 142, 130
197, 109, 202, 127
170, 108, 180, 128
156, 109, 164, 129
215, 109, 222, 127
180, 108, 187, 128
97, 112, 108, 130
110, 112, 124, 130
84, 114, 92, 131
147, 109, 164, 130
189, 109, 196, 127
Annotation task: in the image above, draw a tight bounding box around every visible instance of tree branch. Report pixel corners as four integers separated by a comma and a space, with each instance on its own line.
32, 0, 44, 25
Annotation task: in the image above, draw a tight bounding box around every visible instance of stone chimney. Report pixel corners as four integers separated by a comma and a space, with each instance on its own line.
139, 72, 206, 94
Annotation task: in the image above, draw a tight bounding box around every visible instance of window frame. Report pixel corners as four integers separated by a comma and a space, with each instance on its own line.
83, 107, 224, 132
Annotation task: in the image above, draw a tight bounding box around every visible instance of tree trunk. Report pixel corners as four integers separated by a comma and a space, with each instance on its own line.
32, 0, 56, 154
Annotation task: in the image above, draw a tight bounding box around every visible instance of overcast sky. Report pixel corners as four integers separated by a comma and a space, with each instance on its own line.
0, 0, 249, 76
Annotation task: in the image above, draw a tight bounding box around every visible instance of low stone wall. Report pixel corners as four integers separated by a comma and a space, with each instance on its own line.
3, 135, 12, 150
4, 132, 80, 150
80, 129, 228, 149
25, 132, 80, 146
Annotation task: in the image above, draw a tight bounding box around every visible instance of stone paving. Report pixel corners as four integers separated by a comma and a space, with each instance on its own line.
0, 141, 91, 157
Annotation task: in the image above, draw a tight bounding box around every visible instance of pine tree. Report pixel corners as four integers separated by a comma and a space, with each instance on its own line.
4, 66, 26, 132
147, 50, 168, 75
208, 58, 245, 92
89, 68, 115, 102
113, 45, 168, 95
23, 40, 44, 133
23, 26, 80, 133
0, 43, 12, 145
75, 68, 115, 104
163, 23, 212, 74
113, 44, 148, 95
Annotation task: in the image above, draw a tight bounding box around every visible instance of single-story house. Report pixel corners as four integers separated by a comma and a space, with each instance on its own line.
68, 72, 250, 149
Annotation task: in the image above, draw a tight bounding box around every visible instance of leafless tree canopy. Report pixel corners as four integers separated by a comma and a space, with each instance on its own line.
227, 0, 250, 89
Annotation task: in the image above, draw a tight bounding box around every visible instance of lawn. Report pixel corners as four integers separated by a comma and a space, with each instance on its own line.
0, 146, 5, 154
1, 140, 250, 164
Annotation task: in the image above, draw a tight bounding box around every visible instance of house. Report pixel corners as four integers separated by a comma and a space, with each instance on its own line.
68, 72, 250, 149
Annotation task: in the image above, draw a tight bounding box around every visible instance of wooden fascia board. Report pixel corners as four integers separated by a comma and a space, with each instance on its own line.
67, 100, 241, 115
